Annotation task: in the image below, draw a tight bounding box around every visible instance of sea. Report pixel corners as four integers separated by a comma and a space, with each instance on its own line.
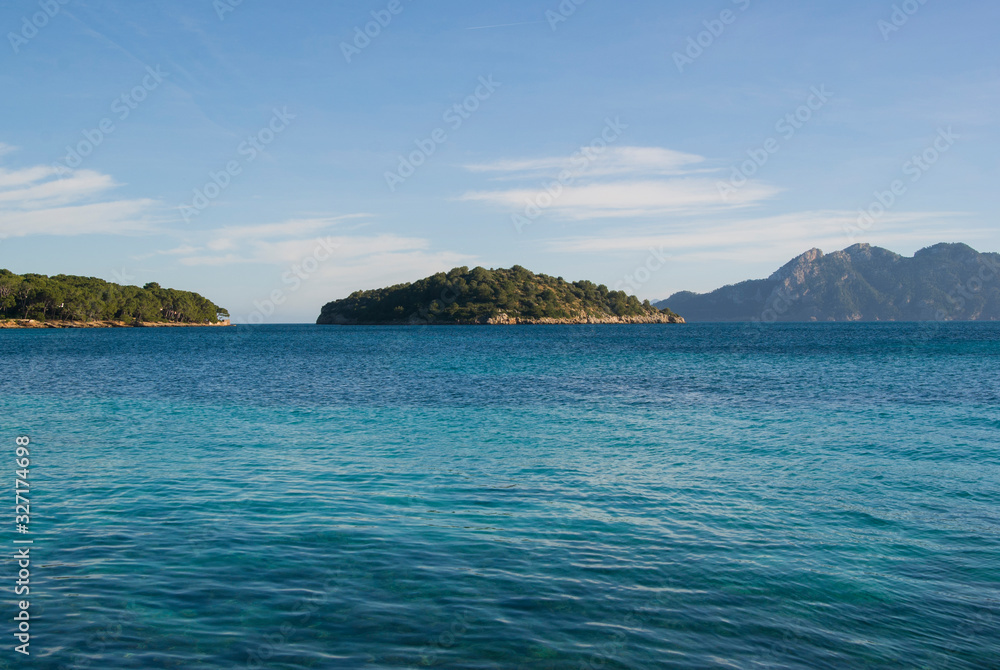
1, 323, 998, 669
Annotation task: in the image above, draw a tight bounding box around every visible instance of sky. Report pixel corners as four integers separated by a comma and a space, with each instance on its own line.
1, 0, 998, 322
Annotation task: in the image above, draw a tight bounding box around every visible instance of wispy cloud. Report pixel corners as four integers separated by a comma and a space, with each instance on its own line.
0, 199, 158, 237
153, 216, 360, 265
165, 216, 474, 320
465, 146, 708, 178
465, 20, 547, 30
186, 215, 372, 258
162, 216, 473, 272
461, 145, 777, 219
0, 169, 118, 208
463, 178, 779, 219
0, 166, 61, 189
551, 210, 976, 258
0, 152, 158, 238
0, 143, 17, 158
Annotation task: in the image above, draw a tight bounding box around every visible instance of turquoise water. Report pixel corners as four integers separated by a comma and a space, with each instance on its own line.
2, 323, 998, 669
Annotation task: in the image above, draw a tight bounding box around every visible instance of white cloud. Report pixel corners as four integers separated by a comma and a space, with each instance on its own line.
551, 210, 977, 260
212, 216, 371, 241
466, 146, 708, 178
0, 169, 118, 207
0, 199, 158, 237
0, 153, 157, 238
174, 227, 444, 268
177, 254, 246, 267
0, 166, 61, 189
0, 143, 16, 158
461, 145, 777, 219
165, 216, 474, 322
250, 233, 427, 266
463, 178, 780, 219
167, 217, 473, 277
260, 246, 474, 323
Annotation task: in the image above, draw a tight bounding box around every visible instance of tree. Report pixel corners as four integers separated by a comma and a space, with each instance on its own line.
0, 269, 227, 323
0, 272, 21, 314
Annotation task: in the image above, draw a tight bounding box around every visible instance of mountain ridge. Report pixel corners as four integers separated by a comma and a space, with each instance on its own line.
656, 243, 1000, 322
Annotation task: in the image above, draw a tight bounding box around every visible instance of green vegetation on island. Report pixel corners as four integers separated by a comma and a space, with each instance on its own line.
0, 270, 229, 324
317, 265, 683, 325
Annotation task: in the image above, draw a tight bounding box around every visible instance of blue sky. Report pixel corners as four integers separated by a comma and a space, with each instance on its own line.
1, 0, 997, 322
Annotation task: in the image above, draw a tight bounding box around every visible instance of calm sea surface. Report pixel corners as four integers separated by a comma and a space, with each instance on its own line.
1, 323, 998, 669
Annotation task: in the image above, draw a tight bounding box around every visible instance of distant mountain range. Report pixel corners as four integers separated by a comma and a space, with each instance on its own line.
656, 243, 1000, 322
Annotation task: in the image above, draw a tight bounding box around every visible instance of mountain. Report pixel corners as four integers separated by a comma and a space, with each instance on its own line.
317, 265, 684, 325
655, 243, 1000, 322
0, 270, 229, 324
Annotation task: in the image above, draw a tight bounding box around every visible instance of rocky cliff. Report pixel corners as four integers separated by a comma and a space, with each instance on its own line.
656, 243, 1000, 322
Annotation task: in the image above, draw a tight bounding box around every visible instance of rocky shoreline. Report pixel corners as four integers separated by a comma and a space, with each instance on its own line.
322, 312, 685, 325
0, 319, 232, 329
484, 313, 685, 325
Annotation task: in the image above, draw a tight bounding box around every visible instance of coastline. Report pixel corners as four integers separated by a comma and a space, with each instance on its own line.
484, 313, 685, 325
0, 319, 232, 329
319, 313, 685, 325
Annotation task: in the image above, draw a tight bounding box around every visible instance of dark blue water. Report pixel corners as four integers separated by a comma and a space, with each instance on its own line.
2, 324, 998, 669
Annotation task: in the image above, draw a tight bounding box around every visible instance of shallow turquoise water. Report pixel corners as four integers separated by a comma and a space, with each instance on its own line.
2, 323, 998, 669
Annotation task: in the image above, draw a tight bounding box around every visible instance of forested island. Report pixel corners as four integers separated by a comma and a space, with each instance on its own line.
0, 270, 229, 327
317, 265, 684, 325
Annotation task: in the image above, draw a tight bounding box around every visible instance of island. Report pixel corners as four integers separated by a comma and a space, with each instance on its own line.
317, 265, 684, 325
0, 270, 230, 328
657, 243, 1000, 322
